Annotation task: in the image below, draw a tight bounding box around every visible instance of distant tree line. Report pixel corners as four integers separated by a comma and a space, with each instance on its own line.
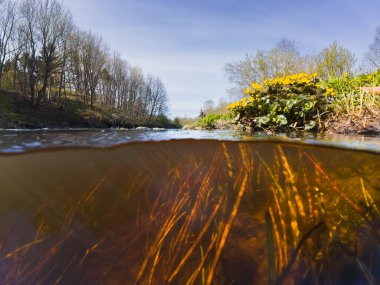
0, 0, 168, 124
225, 34, 380, 97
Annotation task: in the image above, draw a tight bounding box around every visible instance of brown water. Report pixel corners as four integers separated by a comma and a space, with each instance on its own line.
0, 139, 380, 285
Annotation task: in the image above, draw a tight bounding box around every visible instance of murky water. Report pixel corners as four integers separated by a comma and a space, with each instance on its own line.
0, 130, 380, 284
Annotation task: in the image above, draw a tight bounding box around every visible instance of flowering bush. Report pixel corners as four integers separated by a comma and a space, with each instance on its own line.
228, 73, 333, 131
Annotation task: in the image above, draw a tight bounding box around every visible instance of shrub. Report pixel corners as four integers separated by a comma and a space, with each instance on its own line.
228, 73, 332, 131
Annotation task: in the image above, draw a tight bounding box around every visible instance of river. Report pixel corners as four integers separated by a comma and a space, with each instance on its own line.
0, 129, 379, 285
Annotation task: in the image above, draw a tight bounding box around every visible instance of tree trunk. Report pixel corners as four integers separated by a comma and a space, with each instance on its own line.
13, 55, 18, 89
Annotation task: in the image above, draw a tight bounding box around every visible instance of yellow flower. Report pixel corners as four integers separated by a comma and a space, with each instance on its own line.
228, 99, 243, 110
251, 82, 262, 91
266, 73, 317, 87
245, 87, 251, 94
228, 95, 255, 111
326, 87, 335, 95
241, 97, 248, 107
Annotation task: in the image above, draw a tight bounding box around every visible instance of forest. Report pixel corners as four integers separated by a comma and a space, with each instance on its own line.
0, 0, 172, 128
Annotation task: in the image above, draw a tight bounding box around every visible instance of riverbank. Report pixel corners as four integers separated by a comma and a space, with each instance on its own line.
187, 72, 380, 136
0, 90, 179, 129
185, 112, 380, 135
326, 115, 380, 135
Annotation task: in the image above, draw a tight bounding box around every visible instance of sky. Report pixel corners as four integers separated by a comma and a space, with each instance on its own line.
63, 0, 380, 118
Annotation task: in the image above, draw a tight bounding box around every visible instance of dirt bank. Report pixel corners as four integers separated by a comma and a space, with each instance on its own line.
326, 112, 380, 135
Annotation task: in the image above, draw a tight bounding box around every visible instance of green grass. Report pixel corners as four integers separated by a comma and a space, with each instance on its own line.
197, 113, 234, 129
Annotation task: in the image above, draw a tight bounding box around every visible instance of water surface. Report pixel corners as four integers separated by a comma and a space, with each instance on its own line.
1, 128, 380, 153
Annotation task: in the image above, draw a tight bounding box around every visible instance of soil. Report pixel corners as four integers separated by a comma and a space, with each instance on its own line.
326, 114, 380, 135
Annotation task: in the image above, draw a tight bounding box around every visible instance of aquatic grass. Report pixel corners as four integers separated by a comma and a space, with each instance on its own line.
206, 172, 249, 285
304, 152, 367, 219
265, 211, 277, 285
275, 221, 325, 285
1, 141, 380, 284
166, 155, 220, 266
134, 147, 229, 284
260, 146, 380, 284
165, 151, 225, 282
135, 143, 255, 284
134, 195, 188, 284
257, 151, 290, 270
257, 147, 334, 283
360, 178, 380, 218
167, 193, 225, 283
3, 239, 44, 259
185, 234, 218, 285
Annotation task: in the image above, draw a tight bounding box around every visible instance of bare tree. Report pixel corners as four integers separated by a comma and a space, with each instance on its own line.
202, 99, 215, 115
268, 38, 304, 77
315, 41, 356, 80
126, 66, 145, 119
224, 38, 308, 98
79, 31, 108, 107
19, 0, 39, 104
367, 26, 380, 69
9, 27, 26, 89
36, 0, 73, 105
224, 53, 259, 97
146, 76, 168, 122
109, 52, 130, 109
0, 0, 16, 85
67, 30, 84, 97
1, 0, 170, 124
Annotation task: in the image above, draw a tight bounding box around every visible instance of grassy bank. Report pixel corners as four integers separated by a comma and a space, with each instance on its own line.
182, 113, 237, 130
190, 71, 380, 135
0, 90, 179, 129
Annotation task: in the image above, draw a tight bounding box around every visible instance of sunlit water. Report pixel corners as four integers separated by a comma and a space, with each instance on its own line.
0, 129, 380, 285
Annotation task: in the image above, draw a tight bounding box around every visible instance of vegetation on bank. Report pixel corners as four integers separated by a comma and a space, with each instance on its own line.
228, 73, 329, 131
0, 0, 174, 129
187, 70, 380, 134
0, 90, 179, 129
227, 70, 380, 133
180, 99, 236, 130
196, 113, 234, 129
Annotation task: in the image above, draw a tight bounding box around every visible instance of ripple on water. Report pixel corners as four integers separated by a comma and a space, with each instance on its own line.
0, 129, 380, 153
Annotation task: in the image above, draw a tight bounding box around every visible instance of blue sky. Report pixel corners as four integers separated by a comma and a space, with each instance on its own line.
64, 0, 380, 118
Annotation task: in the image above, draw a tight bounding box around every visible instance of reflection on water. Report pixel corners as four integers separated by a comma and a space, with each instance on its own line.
0, 140, 380, 284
